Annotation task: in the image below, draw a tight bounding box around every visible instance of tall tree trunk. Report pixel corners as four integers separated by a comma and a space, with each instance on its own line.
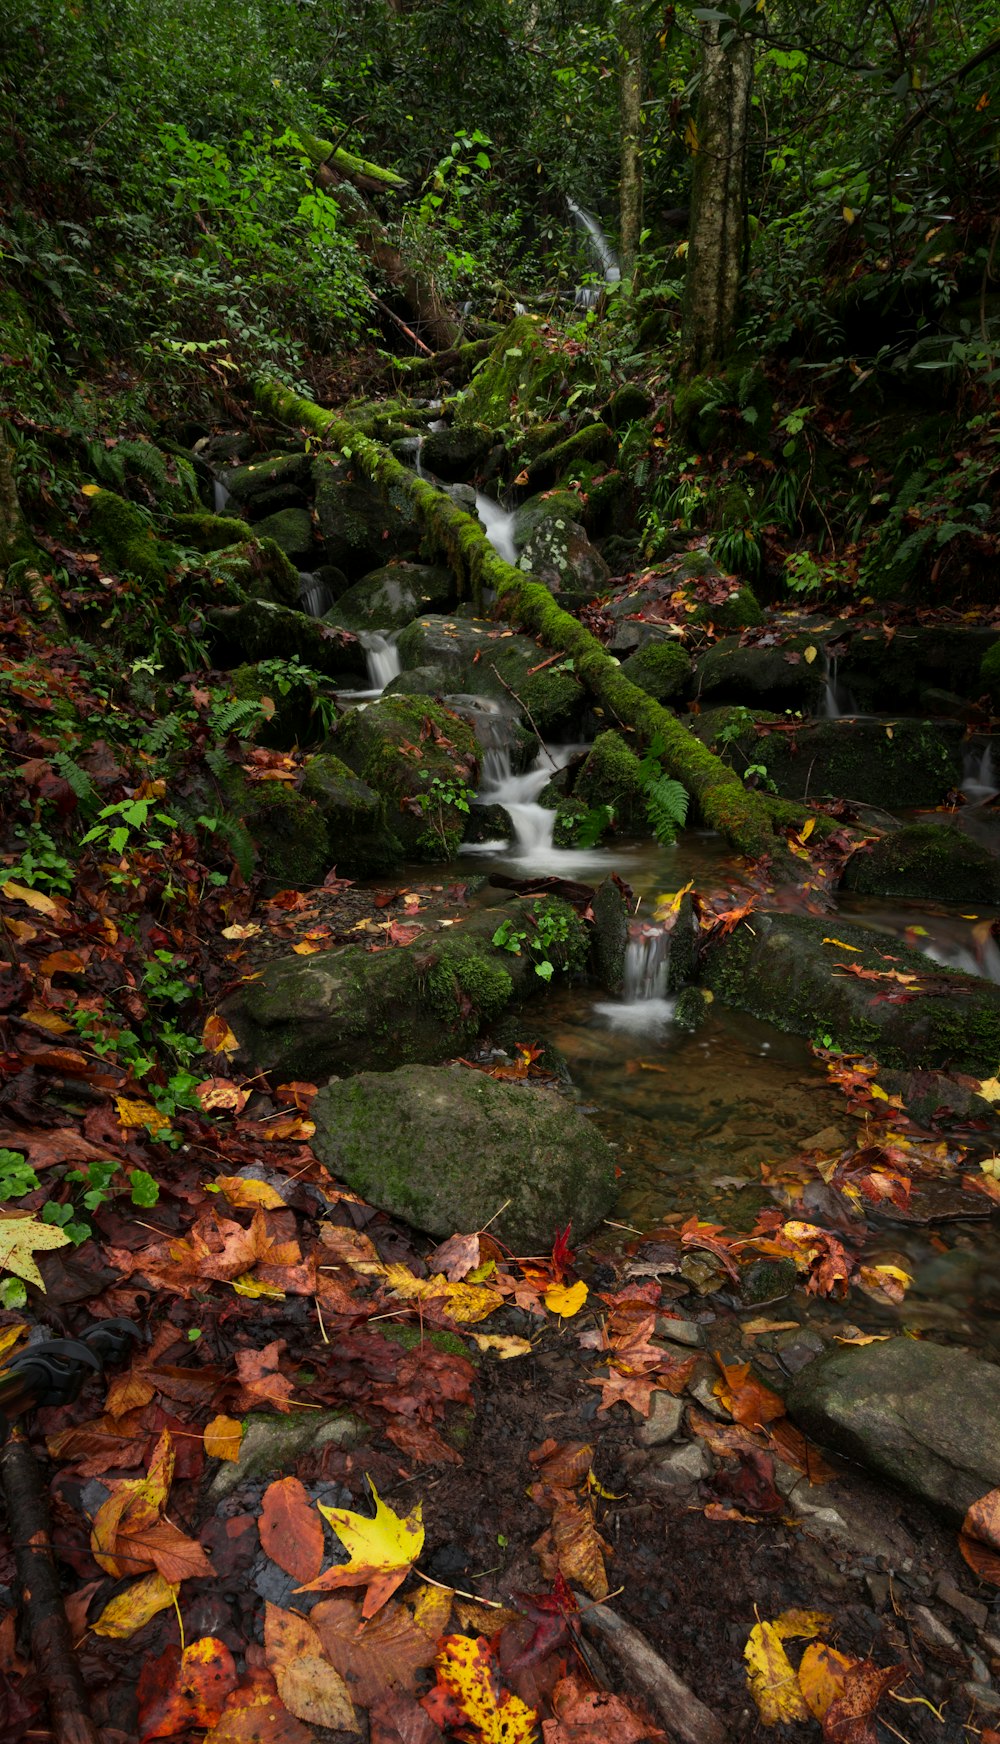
681, 23, 753, 373
619, 0, 644, 280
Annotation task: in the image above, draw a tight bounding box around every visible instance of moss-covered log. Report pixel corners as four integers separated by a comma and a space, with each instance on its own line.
254, 378, 784, 859
294, 130, 408, 194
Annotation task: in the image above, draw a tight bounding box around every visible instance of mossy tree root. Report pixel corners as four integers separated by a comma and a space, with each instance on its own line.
254, 378, 781, 859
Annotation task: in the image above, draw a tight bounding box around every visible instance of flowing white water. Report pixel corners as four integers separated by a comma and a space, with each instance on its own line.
358, 631, 402, 691
475, 493, 518, 565
594, 925, 676, 1032
567, 197, 621, 283
962, 740, 998, 805
298, 572, 335, 618
821, 652, 857, 719
213, 477, 233, 514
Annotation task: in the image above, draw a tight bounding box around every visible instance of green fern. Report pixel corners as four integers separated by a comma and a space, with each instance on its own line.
52, 751, 97, 806
209, 697, 265, 739
203, 743, 231, 782
143, 713, 183, 755
211, 813, 255, 880
643, 776, 689, 845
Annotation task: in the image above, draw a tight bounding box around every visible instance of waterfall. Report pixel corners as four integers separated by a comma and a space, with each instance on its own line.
213, 477, 233, 514
358, 631, 401, 691
962, 740, 998, 805
465, 739, 585, 865
475, 494, 518, 566
594, 924, 676, 1032
567, 196, 621, 308
298, 573, 335, 618
820, 652, 857, 719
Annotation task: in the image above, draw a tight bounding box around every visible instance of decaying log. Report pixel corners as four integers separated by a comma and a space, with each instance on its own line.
577, 1597, 729, 1744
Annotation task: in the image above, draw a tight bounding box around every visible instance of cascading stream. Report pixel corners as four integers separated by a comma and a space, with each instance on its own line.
567, 196, 621, 308
962, 740, 998, 805
358, 631, 402, 691
594, 923, 676, 1032
475, 493, 518, 566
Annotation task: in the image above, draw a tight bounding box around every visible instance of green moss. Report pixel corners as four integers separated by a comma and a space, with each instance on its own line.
170, 511, 253, 552
86, 488, 178, 586
844, 823, 1000, 904
377, 1324, 471, 1360
553, 796, 588, 847
208, 537, 301, 608
606, 383, 653, 429
225, 773, 329, 890
335, 693, 478, 859
527, 422, 617, 486
426, 943, 514, 1029
575, 730, 645, 826
981, 639, 1000, 705
453, 316, 591, 430
620, 640, 690, 702
229, 662, 316, 750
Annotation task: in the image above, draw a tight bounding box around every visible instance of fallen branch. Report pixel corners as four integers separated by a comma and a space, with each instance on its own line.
253, 377, 787, 860
367, 289, 432, 355
576, 1596, 729, 1744
489, 662, 558, 768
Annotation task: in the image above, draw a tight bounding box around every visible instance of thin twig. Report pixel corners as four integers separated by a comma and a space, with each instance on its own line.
366, 289, 432, 355
488, 663, 557, 767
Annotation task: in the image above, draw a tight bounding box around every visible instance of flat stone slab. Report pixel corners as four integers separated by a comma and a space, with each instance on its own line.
787, 1337, 1000, 1520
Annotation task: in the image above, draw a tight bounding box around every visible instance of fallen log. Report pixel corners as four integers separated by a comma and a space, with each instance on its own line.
253, 378, 787, 861
576, 1596, 729, 1744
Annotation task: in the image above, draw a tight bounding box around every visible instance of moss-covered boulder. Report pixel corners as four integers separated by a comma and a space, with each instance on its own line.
453, 315, 589, 429
254, 507, 315, 566
169, 511, 253, 553
334, 692, 479, 859
421, 425, 494, 482
619, 640, 691, 702
223, 770, 330, 891
208, 598, 365, 682
310, 1063, 617, 1251
605, 383, 653, 429
221, 899, 584, 1079
515, 502, 610, 610
221, 451, 312, 515
574, 731, 645, 828
313, 456, 423, 581
208, 537, 302, 608
85, 489, 178, 586
526, 422, 617, 489
694, 712, 962, 808
395, 615, 587, 737
328, 561, 455, 630
701, 910, 1000, 1073
842, 823, 1000, 904
226, 662, 319, 751
694, 633, 829, 707
301, 752, 402, 877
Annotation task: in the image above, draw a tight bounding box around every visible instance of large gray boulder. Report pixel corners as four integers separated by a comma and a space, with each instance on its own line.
328, 561, 455, 630
701, 910, 1000, 1073
311, 1063, 617, 1251
788, 1338, 1000, 1520
514, 502, 610, 610
395, 615, 586, 736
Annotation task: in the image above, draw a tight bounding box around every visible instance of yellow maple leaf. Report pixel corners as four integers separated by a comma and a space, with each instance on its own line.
80, 483, 102, 496
977, 1077, 1000, 1103
202, 1013, 239, 1055
204, 1415, 243, 1462
213, 1175, 286, 1209
115, 1097, 171, 1137
544, 1279, 588, 1318
470, 1333, 533, 1359
430, 1635, 537, 1744
0, 1214, 72, 1289
2, 880, 66, 918
745, 1610, 832, 1725
380, 1261, 503, 1325
296, 1481, 424, 1617
92, 1571, 178, 1638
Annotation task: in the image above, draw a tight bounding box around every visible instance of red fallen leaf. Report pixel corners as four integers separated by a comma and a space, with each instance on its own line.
678, 1216, 742, 1282
137, 1638, 238, 1741
959, 1486, 1000, 1586
542, 1673, 666, 1743
713, 1355, 786, 1430
260, 1477, 325, 1583
236, 1341, 297, 1412
551, 1222, 574, 1280
386, 1420, 462, 1466
710, 1447, 784, 1514
823, 1660, 906, 1744
274, 1080, 319, 1109
371, 1691, 446, 1744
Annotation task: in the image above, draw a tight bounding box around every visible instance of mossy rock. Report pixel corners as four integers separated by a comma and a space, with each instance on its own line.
694, 633, 833, 709
842, 823, 1000, 904
86, 439, 199, 512
313, 455, 423, 580
328, 561, 455, 630
384, 663, 453, 699
574, 730, 645, 829
207, 1408, 368, 1502
591, 875, 629, 994
221, 899, 566, 1079
526, 422, 617, 489
169, 511, 253, 553
515, 508, 610, 611
673, 364, 773, 452
254, 506, 316, 566
982, 639, 1000, 706
421, 425, 494, 482
673, 985, 712, 1032
701, 910, 1000, 1073
86, 488, 178, 587
334, 692, 478, 859
619, 640, 691, 702
395, 615, 586, 737
223, 768, 330, 891
310, 1063, 617, 1252
454, 316, 592, 430
510, 491, 582, 551
227, 662, 320, 751
301, 752, 403, 877
208, 537, 302, 608
207, 597, 366, 682
605, 383, 653, 429
221, 451, 313, 512
695, 712, 962, 809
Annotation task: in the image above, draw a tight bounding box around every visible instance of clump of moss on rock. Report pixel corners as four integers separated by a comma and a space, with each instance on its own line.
334, 692, 478, 859
843, 823, 1000, 904
620, 640, 691, 702
170, 511, 253, 552
574, 730, 645, 829
86, 488, 178, 587
301, 752, 402, 877
223, 771, 329, 891
208, 537, 302, 608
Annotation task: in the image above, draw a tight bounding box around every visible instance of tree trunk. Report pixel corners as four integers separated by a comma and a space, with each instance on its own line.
255, 378, 794, 862
681, 23, 753, 373
619, 0, 644, 280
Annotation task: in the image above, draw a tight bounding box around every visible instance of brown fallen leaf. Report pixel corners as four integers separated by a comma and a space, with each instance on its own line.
542, 1673, 666, 1742
312, 1585, 453, 1708
264, 1604, 358, 1732
260, 1477, 325, 1584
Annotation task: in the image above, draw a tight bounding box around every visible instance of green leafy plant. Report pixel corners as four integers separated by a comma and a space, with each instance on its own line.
492, 902, 573, 982
0, 1150, 40, 1201
575, 803, 614, 849
41, 1161, 160, 1246
637, 734, 689, 846
414, 772, 473, 857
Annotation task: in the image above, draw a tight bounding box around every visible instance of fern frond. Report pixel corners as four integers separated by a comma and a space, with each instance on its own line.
143, 713, 182, 755
52, 751, 97, 806
644, 775, 689, 846
209, 698, 264, 739
204, 743, 231, 782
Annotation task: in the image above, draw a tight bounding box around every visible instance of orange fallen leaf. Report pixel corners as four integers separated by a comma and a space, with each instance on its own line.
260, 1477, 325, 1584
204, 1415, 243, 1462
138, 1637, 238, 1741
202, 1012, 239, 1055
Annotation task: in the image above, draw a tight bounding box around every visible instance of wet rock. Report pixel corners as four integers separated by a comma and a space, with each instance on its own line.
843, 822, 1000, 904
787, 1337, 1000, 1521
639, 1394, 685, 1447
395, 615, 586, 736
693, 710, 962, 808
223, 766, 330, 890
170, 510, 253, 553
694, 634, 835, 708
221, 450, 312, 515
207, 1409, 367, 1502
673, 986, 712, 1032
936, 1578, 990, 1629
525, 421, 617, 489
649, 1442, 711, 1487
253, 506, 316, 567
605, 383, 653, 428
656, 1314, 703, 1349
334, 692, 478, 859
221, 898, 583, 1080
207, 596, 366, 679
328, 561, 455, 630
619, 640, 692, 702
515, 503, 610, 610
421, 424, 494, 481
591, 876, 629, 995
665, 894, 698, 993
310, 1063, 617, 1252
301, 752, 402, 878
701, 910, 1000, 1073
313, 455, 422, 580
574, 731, 645, 829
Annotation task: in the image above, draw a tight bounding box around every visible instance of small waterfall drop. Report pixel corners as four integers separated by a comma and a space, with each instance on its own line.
594, 924, 676, 1032
358, 631, 402, 692
820, 651, 857, 719
962, 740, 998, 805
213, 477, 233, 514
298, 573, 335, 618
475, 494, 518, 566
567, 196, 621, 307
